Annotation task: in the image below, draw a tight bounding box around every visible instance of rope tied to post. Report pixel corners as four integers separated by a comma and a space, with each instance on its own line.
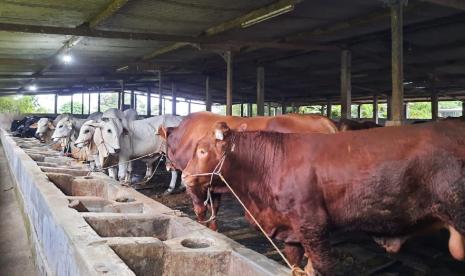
188, 139, 308, 275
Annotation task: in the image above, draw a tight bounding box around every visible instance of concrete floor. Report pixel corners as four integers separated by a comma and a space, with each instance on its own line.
0, 141, 36, 276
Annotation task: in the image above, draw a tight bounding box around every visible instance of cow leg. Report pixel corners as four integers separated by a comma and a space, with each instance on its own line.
118, 161, 128, 182
125, 162, 133, 183
207, 193, 222, 231
284, 243, 305, 267
163, 170, 178, 195
108, 167, 117, 179
296, 220, 334, 276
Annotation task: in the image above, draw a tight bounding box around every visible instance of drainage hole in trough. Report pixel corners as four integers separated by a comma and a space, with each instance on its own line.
83, 176, 93, 179
181, 238, 213, 249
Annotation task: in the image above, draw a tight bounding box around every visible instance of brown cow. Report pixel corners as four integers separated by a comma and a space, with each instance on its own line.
182, 120, 465, 275
337, 118, 382, 131
158, 111, 338, 230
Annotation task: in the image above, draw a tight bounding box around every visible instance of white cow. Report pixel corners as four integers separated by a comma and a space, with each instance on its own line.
35, 113, 71, 143
91, 115, 183, 194
74, 109, 137, 177
51, 112, 102, 142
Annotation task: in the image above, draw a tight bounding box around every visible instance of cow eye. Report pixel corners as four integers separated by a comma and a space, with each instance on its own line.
59, 125, 63, 128
107, 129, 112, 133
199, 149, 207, 155
84, 130, 89, 134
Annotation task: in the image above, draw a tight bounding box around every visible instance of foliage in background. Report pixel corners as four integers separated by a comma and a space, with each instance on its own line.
0, 95, 46, 113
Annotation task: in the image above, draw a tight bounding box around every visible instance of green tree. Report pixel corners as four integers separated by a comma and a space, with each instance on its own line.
407, 102, 431, 119
100, 93, 118, 112
0, 95, 40, 113
59, 101, 83, 114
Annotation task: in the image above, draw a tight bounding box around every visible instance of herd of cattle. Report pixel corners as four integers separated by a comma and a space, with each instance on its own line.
9, 111, 465, 275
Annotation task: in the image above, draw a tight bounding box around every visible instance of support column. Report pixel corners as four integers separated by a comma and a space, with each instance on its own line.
431, 92, 438, 121
120, 81, 125, 110
388, 1, 404, 125
130, 90, 135, 109
158, 71, 163, 115
267, 102, 271, 116
88, 90, 91, 114
462, 101, 465, 118
326, 100, 332, 118
54, 93, 58, 114
247, 103, 252, 117
205, 76, 212, 112
257, 66, 265, 116
240, 103, 244, 117
357, 104, 361, 119
70, 94, 74, 114
97, 89, 101, 113
373, 94, 379, 123
81, 93, 84, 115
282, 102, 287, 114
225, 51, 233, 116
147, 87, 152, 117
188, 100, 191, 114
171, 83, 177, 115
387, 95, 392, 120
341, 49, 352, 119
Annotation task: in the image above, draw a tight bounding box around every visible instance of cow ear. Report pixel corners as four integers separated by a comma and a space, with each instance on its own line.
157, 125, 167, 139
238, 123, 247, 132
214, 122, 230, 141
48, 121, 55, 129
87, 121, 104, 128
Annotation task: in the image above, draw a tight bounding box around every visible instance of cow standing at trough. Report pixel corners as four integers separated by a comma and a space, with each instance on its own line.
181, 121, 465, 275
158, 111, 338, 230
92, 115, 183, 193
337, 118, 382, 131
35, 113, 71, 143
74, 108, 138, 177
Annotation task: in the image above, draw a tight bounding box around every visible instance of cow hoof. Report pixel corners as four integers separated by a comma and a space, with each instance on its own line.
162, 189, 173, 196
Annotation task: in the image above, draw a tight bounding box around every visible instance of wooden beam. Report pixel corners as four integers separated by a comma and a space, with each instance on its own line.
225, 51, 233, 116
205, 75, 212, 111
205, 0, 300, 36
422, 0, 465, 10
158, 71, 163, 115
0, 23, 204, 43
89, 0, 129, 28
340, 49, 352, 119
143, 43, 191, 60
257, 66, 265, 116
389, 2, 404, 125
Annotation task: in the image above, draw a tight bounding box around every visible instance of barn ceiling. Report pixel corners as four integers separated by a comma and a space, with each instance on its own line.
0, 0, 464, 104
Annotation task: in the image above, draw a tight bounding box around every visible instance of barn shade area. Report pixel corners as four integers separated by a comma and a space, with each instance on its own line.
1, 0, 465, 275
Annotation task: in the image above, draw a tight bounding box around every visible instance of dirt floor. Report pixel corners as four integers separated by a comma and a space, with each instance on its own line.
133, 160, 465, 276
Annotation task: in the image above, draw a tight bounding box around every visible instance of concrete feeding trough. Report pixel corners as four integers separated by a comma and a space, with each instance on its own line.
1, 129, 290, 276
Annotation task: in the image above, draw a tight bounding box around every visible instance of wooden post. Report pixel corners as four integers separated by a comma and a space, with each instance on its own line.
81, 93, 84, 115
373, 94, 379, 123
158, 71, 163, 115
71, 94, 74, 114
257, 66, 265, 116
205, 76, 212, 111
171, 83, 177, 115
389, 1, 404, 125
431, 92, 438, 121
225, 51, 233, 116
247, 103, 252, 117
97, 89, 101, 113
130, 90, 135, 109
120, 81, 125, 110
54, 93, 58, 114
341, 49, 352, 119
147, 87, 152, 117
462, 101, 465, 118
326, 100, 332, 118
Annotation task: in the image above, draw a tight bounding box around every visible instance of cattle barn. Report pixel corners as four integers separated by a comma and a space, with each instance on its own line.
0, 0, 464, 275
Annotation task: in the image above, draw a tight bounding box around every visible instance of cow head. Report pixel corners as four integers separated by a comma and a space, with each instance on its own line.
51, 117, 74, 141
182, 122, 239, 188
90, 118, 124, 154
157, 125, 178, 171
74, 120, 97, 148
36, 118, 54, 142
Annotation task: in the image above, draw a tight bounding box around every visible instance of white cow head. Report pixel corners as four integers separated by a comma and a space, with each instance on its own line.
74, 120, 97, 148
90, 118, 125, 154
51, 117, 74, 141
36, 118, 54, 141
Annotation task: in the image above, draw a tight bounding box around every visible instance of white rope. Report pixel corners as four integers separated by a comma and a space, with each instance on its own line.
188, 141, 307, 275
